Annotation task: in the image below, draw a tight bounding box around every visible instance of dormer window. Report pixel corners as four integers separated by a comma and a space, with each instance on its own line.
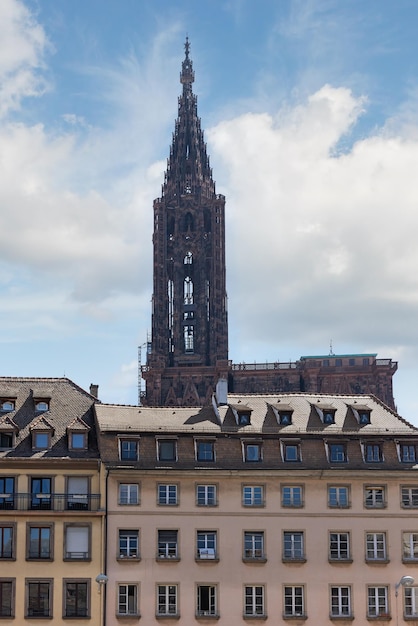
0, 432, 13, 449
279, 412, 292, 426
69, 432, 87, 450
35, 401, 49, 413
238, 412, 251, 426
350, 405, 371, 425
33, 432, 50, 450
1, 401, 15, 412
272, 404, 294, 426
67, 417, 90, 452
314, 404, 336, 425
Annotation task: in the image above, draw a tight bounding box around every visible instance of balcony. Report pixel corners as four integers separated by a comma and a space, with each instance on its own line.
0, 493, 101, 512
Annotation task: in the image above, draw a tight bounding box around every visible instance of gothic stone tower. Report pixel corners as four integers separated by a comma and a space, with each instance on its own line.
143, 40, 230, 406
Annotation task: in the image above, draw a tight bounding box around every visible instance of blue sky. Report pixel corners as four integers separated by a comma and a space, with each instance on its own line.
2, 0, 418, 420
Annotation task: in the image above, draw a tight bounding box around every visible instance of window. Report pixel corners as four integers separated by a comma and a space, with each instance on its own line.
64, 580, 89, 618
0, 477, 15, 510
282, 485, 303, 507
119, 439, 139, 461
30, 477, 52, 510
196, 531, 217, 560
64, 525, 90, 560
119, 530, 139, 559
157, 440, 177, 462
244, 586, 265, 617
158, 484, 178, 505
27, 524, 53, 560
196, 484, 217, 506
244, 443, 262, 462
335, 359, 342, 366
67, 476, 89, 510
284, 586, 304, 618
405, 586, 418, 618
367, 586, 389, 618
349, 358, 355, 366
328, 443, 347, 463
400, 444, 417, 463
242, 485, 264, 507
403, 532, 418, 562
0, 432, 13, 449
364, 443, 383, 462
35, 401, 49, 412
33, 432, 50, 450
358, 410, 371, 425
0, 401, 14, 412
401, 486, 418, 508
196, 441, 214, 462
364, 485, 385, 508
0, 525, 14, 559
119, 483, 139, 505
184, 251, 193, 264
282, 442, 301, 462
26, 579, 52, 618
366, 532, 387, 561
328, 485, 349, 508
157, 530, 178, 559
0, 579, 14, 617
331, 586, 351, 617
69, 432, 87, 450
278, 411, 292, 425
244, 532, 265, 560
118, 584, 138, 616
157, 585, 178, 616
197, 585, 217, 617
184, 276, 194, 304
283, 531, 305, 561
237, 411, 251, 426
184, 325, 194, 352
329, 532, 350, 561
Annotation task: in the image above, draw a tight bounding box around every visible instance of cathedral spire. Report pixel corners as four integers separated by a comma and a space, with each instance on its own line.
162, 38, 215, 201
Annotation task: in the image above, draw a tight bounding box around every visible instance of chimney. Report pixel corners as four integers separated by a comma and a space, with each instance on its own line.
90, 384, 99, 399
215, 378, 228, 406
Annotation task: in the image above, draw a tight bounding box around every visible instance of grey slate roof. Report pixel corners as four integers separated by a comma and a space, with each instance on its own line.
0, 377, 99, 459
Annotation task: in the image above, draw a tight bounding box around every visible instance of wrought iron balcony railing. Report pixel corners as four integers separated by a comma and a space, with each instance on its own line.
0, 493, 101, 512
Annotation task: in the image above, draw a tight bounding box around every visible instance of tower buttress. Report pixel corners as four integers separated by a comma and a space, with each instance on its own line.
143, 39, 229, 407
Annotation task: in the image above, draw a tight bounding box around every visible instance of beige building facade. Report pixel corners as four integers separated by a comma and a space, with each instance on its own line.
0, 378, 104, 624
96, 392, 418, 625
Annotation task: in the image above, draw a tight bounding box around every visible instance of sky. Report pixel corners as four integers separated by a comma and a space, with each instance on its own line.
1, 0, 418, 420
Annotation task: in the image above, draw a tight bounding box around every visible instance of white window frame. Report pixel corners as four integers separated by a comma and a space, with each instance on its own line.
196, 531, 217, 560
366, 532, 387, 561
244, 585, 265, 617
328, 485, 349, 508
401, 486, 418, 508
281, 485, 303, 507
118, 530, 139, 559
367, 586, 389, 618
244, 531, 265, 560
364, 485, 385, 508
157, 584, 178, 616
196, 585, 217, 617
284, 585, 304, 617
330, 586, 351, 617
157, 484, 178, 506
117, 583, 138, 616
118, 483, 139, 506
242, 485, 264, 507
403, 532, 418, 562
196, 484, 217, 507
404, 586, 418, 618
283, 531, 304, 561
329, 532, 350, 561
157, 530, 178, 559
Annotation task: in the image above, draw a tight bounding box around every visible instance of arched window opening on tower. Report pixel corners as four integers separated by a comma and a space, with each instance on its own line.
184, 251, 193, 265
168, 280, 174, 354
184, 325, 194, 353
184, 277, 193, 304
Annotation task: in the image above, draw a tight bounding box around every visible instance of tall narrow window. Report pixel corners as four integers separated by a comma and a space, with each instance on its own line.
184, 277, 193, 304
119, 530, 139, 558
0, 526, 13, 559
157, 530, 178, 559
244, 586, 265, 617
0, 579, 14, 617
405, 586, 418, 618
284, 586, 304, 617
67, 476, 89, 510
64, 525, 90, 560
244, 532, 265, 560
64, 580, 89, 618
157, 585, 178, 616
367, 586, 388, 618
30, 477, 52, 510
26, 580, 52, 618
27, 525, 52, 560
403, 532, 418, 562
331, 586, 351, 617
283, 531, 305, 561
118, 584, 138, 616
329, 532, 350, 561
184, 325, 194, 352
0, 477, 14, 510
366, 532, 387, 561
184, 251, 193, 264
196, 531, 217, 560
197, 585, 217, 617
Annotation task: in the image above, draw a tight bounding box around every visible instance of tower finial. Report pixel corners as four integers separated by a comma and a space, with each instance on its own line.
180, 37, 194, 85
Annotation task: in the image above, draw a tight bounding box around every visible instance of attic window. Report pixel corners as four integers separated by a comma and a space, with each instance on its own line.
350, 405, 371, 425
1, 401, 15, 412
69, 432, 87, 450
279, 412, 292, 425
0, 432, 13, 449
238, 411, 251, 426
314, 405, 336, 425
35, 401, 49, 412
33, 432, 50, 450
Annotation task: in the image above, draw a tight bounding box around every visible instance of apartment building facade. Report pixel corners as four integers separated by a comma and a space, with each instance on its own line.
96, 392, 418, 625
0, 377, 104, 624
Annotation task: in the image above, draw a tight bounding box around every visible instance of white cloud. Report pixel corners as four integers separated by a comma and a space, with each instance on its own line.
208, 84, 418, 360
